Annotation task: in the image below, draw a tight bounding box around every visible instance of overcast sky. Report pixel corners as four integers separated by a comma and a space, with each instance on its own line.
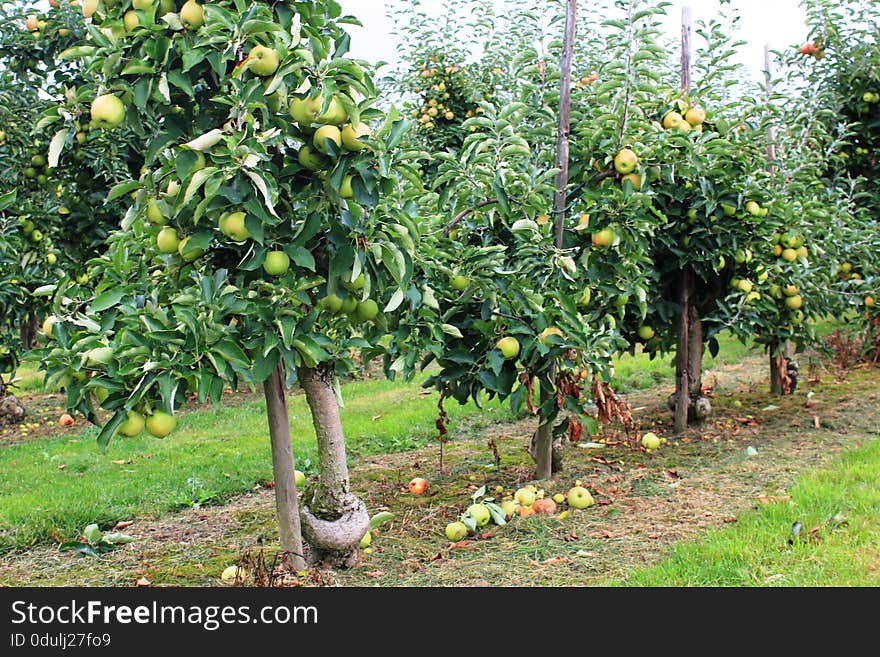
338, 0, 810, 81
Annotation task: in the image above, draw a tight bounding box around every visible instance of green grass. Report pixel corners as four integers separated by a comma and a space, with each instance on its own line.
0, 376, 509, 552
612, 438, 880, 587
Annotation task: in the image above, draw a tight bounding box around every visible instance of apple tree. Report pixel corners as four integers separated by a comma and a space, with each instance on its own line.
34, 0, 427, 570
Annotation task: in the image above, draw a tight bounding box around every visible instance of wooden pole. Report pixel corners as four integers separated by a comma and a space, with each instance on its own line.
553, 0, 577, 249
674, 6, 693, 436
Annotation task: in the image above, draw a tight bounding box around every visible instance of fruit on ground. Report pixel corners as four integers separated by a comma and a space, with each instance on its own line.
499, 500, 518, 519
246, 44, 280, 77
341, 122, 371, 151
218, 211, 250, 242
466, 503, 491, 527
567, 486, 595, 509
313, 124, 342, 154
532, 498, 558, 515
641, 432, 661, 450
637, 325, 655, 341
157, 226, 180, 254
591, 227, 615, 247
263, 250, 290, 276
518, 505, 536, 518
445, 521, 468, 541
496, 336, 520, 360
180, 0, 204, 29
450, 274, 470, 290
294, 470, 306, 487
118, 410, 146, 437
221, 565, 246, 583
90, 94, 126, 129
552, 493, 565, 505
539, 326, 563, 345
514, 487, 536, 508
785, 295, 803, 310
613, 148, 638, 174
408, 477, 428, 495
146, 410, 177, 438
359, 531, 372, 549
59, 413, 75, 427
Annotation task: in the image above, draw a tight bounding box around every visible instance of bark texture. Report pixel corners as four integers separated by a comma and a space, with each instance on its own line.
264, 363, 306, 571
297, 364, 369, 569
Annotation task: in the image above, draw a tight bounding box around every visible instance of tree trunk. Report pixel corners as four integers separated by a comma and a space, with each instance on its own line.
673, 269, 692, 434
264, 363, 306, 572
686, 303, 711, 423
769, 341, 783, 395
533, 383, 555, 480
297, 363, 369, 569
20, 310, 37, 351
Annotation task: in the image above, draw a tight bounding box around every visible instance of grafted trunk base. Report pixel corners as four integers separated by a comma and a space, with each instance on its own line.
0, 394, 26, 426
667, 393, 712, 424
301, 493, 369, 569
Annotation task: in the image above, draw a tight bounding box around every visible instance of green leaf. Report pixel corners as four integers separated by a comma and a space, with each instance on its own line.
91, 289, 126, 313
441, 324, 464, 339
106, 180, 142, 202
369, 511, 394, 530
83, 523, 103, 544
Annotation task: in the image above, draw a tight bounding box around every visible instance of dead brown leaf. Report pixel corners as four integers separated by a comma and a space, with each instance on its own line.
723, 516, 737, 523
371, 414, 382, 421
134, 577, 151, 587
364, 570, 383, 578
648, 532, 662, 539
112, 520, 134, 530
57, 464, 66, 470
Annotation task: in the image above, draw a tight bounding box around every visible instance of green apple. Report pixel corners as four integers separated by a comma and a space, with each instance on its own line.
359, 531, 372, 549
641, 432, 661, 450
218, 211, 251, 242
294, 470, 306, 487
637, 325, 655, 341
319, 294, 344, 313
159, 0, 176, 14
90, 94, 126, 129
567, 486, 594, 509
465, 503, 491, 527
450, 274, 470, 291
312, 124, 342, 154
499, 500, 518, 519
445, 521, 468, 541
177, 236, 204, 262
123, 10, 141, 31
317, 96, 347, 125
495, 336, 520, 360
353, 299, 379, 322
784, 294, 803, 310
132, 0, 154, 9
179, 0, 204, 29
146, 410, 177, 438
341, 122, 371, 151
297, 145, 325, 171
721, 203, 737, 216
263, 250, 290, 276
146, 199, 167, 225
246, 44, 280, 77
340, 295, 358, 315
591, 227, 616, 247
118, 410, 146, 437
156, 226, 180, 254
514, 487, 536, 508
289, 94, 323, 126
613, 148, 638, 174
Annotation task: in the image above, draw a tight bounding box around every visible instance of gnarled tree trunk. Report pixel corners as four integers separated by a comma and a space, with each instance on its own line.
297, 363, 369, 569
264, 363, 306, 572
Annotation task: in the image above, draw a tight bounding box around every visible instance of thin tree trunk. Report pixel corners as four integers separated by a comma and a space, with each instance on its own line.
264, 362, 306, 572
535, 0, 576, 477
297, 363, 369, 569
674, 268, 692, 434
687, 304, 703, 402
534, 383, 554, 480
769, 341, 783, 395
20, 310, 37, 351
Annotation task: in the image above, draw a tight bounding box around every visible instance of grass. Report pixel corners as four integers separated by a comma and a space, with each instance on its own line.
612, 438, 880, 586
0, 376, 509, 552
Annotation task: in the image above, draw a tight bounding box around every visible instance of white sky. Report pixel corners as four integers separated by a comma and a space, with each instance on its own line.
338, 0, 810, 81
